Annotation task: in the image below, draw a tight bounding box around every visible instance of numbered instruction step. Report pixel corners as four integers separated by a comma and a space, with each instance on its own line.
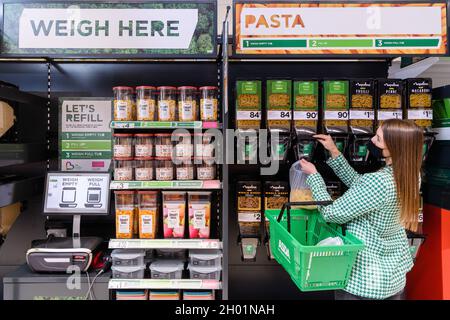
242, 38, 441, 49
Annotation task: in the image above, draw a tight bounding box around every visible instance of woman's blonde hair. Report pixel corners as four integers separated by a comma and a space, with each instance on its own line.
381, 119, 424, 232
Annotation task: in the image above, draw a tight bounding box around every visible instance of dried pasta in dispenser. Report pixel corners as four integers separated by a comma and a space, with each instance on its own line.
266, 80, 292, 130
237, 181, 262, 237
377, 79, 404, 126
323, 80, 349, 133
349, 79, 375, 134
406, 78, 433, 129
236, 80, 262, 129
293, 80, 319, 135
264, 181, 289, 236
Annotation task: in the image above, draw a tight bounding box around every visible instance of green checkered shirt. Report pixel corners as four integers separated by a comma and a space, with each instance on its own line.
306, 154, 414, 299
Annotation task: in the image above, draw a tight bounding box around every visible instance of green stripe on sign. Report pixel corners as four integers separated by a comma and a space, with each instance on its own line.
243, 39, 307, 48
375, 39, 440, 47
61, 151, 112, 159
309, 39, 373, 48
61, 132, 112, 140
61, 140, 111, 151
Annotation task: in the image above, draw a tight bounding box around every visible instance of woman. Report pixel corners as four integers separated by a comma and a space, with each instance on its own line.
300, 119, 423, 300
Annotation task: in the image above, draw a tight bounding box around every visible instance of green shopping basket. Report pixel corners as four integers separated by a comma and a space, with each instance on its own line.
266, 201, 364, 292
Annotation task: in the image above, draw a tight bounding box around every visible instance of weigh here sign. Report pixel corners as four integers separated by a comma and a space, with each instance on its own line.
234, 1, 448, 56
1, 1, 216, 56
59, 98, 112, 172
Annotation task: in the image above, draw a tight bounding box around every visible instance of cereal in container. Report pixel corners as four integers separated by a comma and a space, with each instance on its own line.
115, 191, 135, 239
134, 134, 153, 157
113, 86, 134, 121
178, 86, 198, 121
195, 157, 216, 180
176, 158, 195, 180
162, 191, 186, 239
158, 86, 177, 121
135, 157, 154, 181
114, 158, 134, 181
155, 133, 173, 157
188, 192, 211, 239
194, 133, 215, 158
114, 133, 133, 158
155, 157, 174, 181
199, 86, 218, 121
138, 191, 158, 239
173, 133, 193, 158
136, 86, 156, 121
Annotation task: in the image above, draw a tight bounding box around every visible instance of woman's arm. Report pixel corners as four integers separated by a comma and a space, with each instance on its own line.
306, 171, 387, 225
327, 154, 361, 188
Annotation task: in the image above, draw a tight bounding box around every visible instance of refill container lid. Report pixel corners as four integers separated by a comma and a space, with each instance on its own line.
150, 260, 185, 273
114, 157, 134, 161
136, 86, 156, 90
113, 86, 134, 91
178, 86, 198, 90
114, 190, 135, 195
157, 86, 177, 90
137, 190, 158, 195
199, 86, 218, 90
188, 264, 222, 273
114, 133, 134, 137
134, 133, 154, 137
111, 265, 146, 273
111, 249, 146, 260
189, 250, 222, 261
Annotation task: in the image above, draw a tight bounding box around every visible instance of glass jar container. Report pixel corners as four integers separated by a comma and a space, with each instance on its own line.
114, 157, 134, 181
137, 191, 158, 239
114, 133, 134, 158
199, 86, 218, 121
155, 133, 173, 157
155, 157, 174, 181
195, 157, 216, 180
134, 134, 154, 157
136, 86, 156, 121
175, 158, 195, 180
157, 86, 177, 121
115, 191, 135, 239
113, 86, 134, 121
135, 157, 154, 181
173, 133, 193, 158
194, 133, 215, 158
177, 86, 198, 121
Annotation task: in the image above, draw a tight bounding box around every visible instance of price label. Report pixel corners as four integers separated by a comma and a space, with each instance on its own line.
407, 109, 433, 120
114, 122, 135, 129
378, 110, 403, 120
267, 110, 291, 120
238, 212, 261, 222
350, 110, 375, 120
237, 111, 261, 120
294, 111, 318, 120
324, 111, 349, 120
111, 182, 129, 190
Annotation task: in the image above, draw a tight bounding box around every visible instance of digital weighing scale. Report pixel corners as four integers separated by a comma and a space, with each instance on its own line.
26, 172, 110, 273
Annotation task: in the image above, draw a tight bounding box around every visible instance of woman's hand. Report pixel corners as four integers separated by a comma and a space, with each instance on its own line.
313, 134, 341, 159
300, 159, 318, 175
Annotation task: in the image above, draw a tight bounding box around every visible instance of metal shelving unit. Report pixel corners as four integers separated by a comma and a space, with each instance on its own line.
109, 279, 222, 290
109, 239, 222, 250
111, 121, 221, 129
110, 180, 222, 190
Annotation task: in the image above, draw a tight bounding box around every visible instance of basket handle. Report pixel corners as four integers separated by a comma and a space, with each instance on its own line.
277, 201, 333, 233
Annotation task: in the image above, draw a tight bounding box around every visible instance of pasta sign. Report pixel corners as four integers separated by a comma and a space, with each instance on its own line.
244, 12, 305, 30
235, 2, 448, 56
